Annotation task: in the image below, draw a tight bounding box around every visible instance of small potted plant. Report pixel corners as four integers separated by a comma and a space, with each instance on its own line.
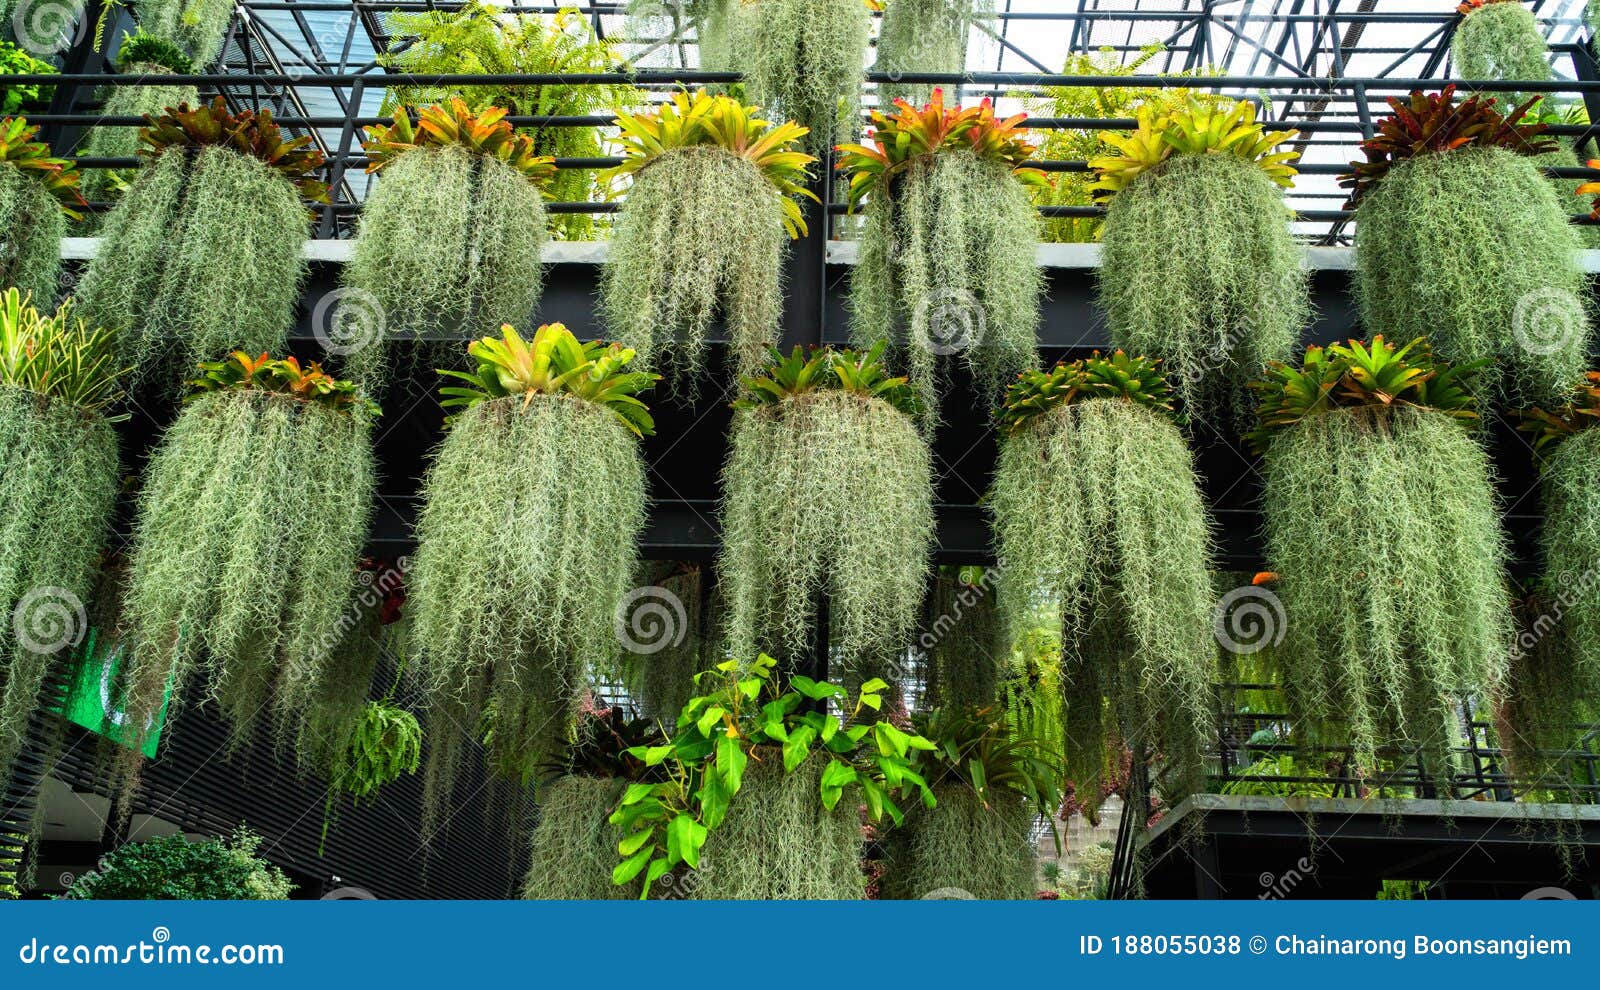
0, 118, 86, 304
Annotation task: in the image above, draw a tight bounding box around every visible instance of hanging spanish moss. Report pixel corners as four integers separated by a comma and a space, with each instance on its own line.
690, 757, 863, 899
76, 71, 197, 213
618, 562, 707, 724
720, 386, 933, 683
921, 567, 1006, 710
874, 0, 991, 107
119, 383, 375, 760
521, 775, 634, 899
135, 0, 238, 65
697, 0, 869, 154
0, 164, 62, 305
1525, 420, 1600, 707
1497, 591, 1599, 800
879, 785, 1035, 899
1452, 1, 1552, 105
1262, 406, 1511, 782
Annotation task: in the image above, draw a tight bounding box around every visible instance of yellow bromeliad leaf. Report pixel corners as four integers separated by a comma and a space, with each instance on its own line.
1089, 96, 1300, 201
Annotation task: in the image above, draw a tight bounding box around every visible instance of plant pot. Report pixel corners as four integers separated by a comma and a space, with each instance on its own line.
0, 159, 66, 305
0, 384, 120, 782
1099, 152, 1306, 418
691, 756, 863, 900
1354, 145, 1587, 404
879, 784, 1036, 900
522, 775, 635, 900
719, 388, 933, 684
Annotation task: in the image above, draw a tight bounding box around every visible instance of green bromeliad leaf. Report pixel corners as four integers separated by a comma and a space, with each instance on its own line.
0, 116, 88, 219
1000, 350, 1174, 435
733, 339, 922, 419
188, 350, 379, 420
0, 288, 129, 416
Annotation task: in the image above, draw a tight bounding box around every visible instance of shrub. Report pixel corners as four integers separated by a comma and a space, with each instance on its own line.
342, 100, 555, 392
1092, 98, 1305, 420
1453, 1, 1551, 104
0, 289, 126, 786
0, 40, 56, 114
408, 324, 654, 817
719, 344, 933, 684
1251, 336, 1512, 782
697, 0, 870, 154
991, 351, 1215, 806
840, 91, 1046, 415
135, 0, 237, 65
75, 99, 327, 390
600, 91, 817, 389
1343, 87, 1585, 405
0, 118, 86, 305
874, 0, 991, 107
118, 353, 377, 761
61, 829, 293, 900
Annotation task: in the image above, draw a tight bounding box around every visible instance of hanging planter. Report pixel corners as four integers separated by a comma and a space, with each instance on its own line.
989, 351, 1216, 804
693, 0, 869, 154
0, 118, 85, 305
78, 30, 198, 207
342, 100, 556, 390
718, 343, 933, 683
874, 0, 991, 107
1452, 1, 1551, 100
1343, 87, 1587, 405
1090, 98, 1306, 420
408, 323, 656, 814
838, 91, 1047, 415
600, 91, 817, 388
1251, 336, 1512, 781
879, 706, 1060, 901
75, 98, 328, 389
0, 289, 127, 786
119, 352, 378, 756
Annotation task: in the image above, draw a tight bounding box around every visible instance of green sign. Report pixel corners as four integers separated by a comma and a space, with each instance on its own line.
49, 628, 170, 757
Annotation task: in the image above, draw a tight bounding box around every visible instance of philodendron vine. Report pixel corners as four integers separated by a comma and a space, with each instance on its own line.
0, 289, 128, 787
609, 653, 936, 899
1251, 336, 1512, 784
991, 351, 1216, 806
0, 118, 86, 304
76, 98, 328, 390
342, 99, 556, 392
600, 91, 817, 389
408, 323, 656, 821
1342, 87, 1587, 405
1091, 97, 1305, 420
839, 90, 1048, 416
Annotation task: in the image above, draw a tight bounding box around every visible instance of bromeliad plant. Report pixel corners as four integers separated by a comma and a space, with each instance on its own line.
874, 0, 992, 107
1091, 97, 1306, 419
342, 99, 556, 392
0, 118, 86, 304
1250, 336, 1512, 783
879, 705, 1063, 901
601, 91, 818, 388
76, 98, 328, 390
1453, 0, 1553, 105
0, 289, 128, 788
609, 654, 937, 899
117, 349, 376, 764
840, 90, 1048, 415
990, 351, 1215, 808
720, 343, 933, 684
1342, 87, 1585, 404
409, 323, 656, 822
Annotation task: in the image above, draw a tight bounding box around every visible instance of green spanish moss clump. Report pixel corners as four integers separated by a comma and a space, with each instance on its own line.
76, 147, 308, 388
1531, 426, 1600, 698
691, 757, 863, 899
879, 785, 1035, 900
921, 567, 1006, 709
601, 146, 788, 385
1498, 596, 1599, 798
720, 390, 933, 681
1355, 147, 1587, 405
1098, 153, 1305, 421
0, 164, 63, 304
699, 0, 869, 154
409, 394, 646, 813
851, 149, 1041, 415
76, 73, 199, 210
341, 147, 548, 392
619, 563, 707, 724
990, 399, 1215, 804
522, 775, 634, 900
875, 0, 991, 107
1452, 2, 1552, 104
135, 0, 237, 65
1262, 406, 1512, 783
0, 386, 119, 785
119, 391, 375, 756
